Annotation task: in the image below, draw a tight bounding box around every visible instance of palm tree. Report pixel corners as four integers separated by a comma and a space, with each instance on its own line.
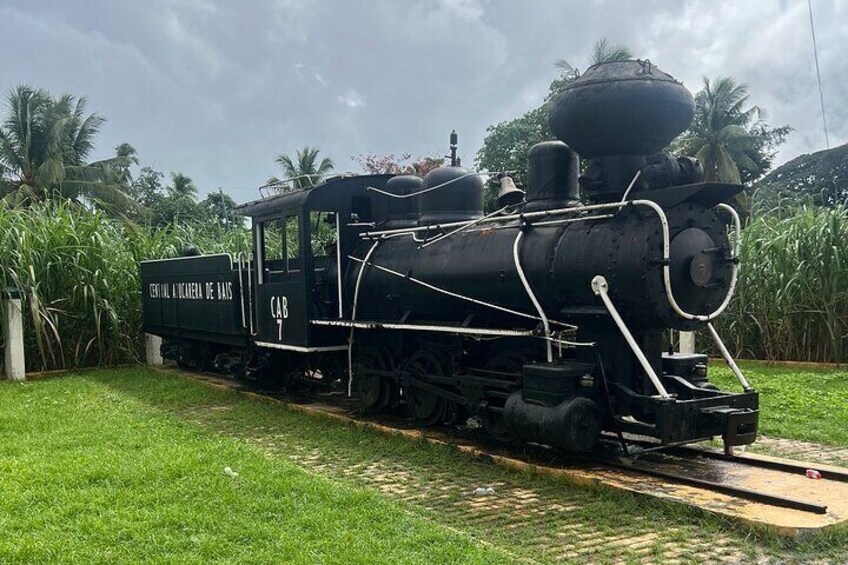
554, 38, 633, 78
674, 77, 767, 184
272, 146, 334, 191
0, 85, 135, 210
168, 172, 197, 200
164, 172, 198, 220
588, 38, 633, 66
113, 142, 139, 188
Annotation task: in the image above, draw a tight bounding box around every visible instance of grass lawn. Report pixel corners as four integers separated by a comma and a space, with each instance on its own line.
0, 374, 513, 564
710, 361, 848, 447
1, 366, 846, 564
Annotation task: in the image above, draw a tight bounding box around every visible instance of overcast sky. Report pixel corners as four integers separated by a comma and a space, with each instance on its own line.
1, 0, 845, 201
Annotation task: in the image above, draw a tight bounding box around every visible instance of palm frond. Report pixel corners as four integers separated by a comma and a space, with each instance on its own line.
589, 38, 632, 65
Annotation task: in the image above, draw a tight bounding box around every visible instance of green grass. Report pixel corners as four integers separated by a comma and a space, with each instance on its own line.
1, 368, 846, 564
710, 360, 848, 447
0, 373, 513, 564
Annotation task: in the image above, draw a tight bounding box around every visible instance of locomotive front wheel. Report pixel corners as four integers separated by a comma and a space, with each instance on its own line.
403, 350, 448, 427
354, 346, 394, 413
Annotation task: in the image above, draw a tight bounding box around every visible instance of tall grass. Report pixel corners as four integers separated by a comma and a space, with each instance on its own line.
2, 201, 846, 371
715, 204, 848, 363
0, 201, 249, 371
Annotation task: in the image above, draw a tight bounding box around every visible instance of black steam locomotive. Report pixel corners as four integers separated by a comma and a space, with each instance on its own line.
141, 60, 758, 453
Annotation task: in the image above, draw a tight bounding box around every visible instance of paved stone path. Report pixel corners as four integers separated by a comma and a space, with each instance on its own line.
753, 436, 848, 467
183, 405, 756, 564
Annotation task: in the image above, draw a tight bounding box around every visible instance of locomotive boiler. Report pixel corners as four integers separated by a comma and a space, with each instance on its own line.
141, 59, 758, 454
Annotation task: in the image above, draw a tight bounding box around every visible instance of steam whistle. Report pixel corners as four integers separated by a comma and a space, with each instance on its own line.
449, 130, 458, 167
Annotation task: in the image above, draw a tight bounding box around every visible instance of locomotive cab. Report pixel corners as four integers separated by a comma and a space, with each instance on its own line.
234, 174, 395, 352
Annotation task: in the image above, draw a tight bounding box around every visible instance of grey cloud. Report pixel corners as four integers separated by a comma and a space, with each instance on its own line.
0, 0, 843, 202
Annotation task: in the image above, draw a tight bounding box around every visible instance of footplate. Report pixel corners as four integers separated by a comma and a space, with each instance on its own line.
702, 405, 759, 446
612, 383, 760, 446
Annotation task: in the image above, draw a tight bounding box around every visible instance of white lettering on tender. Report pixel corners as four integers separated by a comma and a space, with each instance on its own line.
146, 280, 234, 301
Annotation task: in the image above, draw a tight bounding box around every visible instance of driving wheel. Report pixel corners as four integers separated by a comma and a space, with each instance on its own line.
403, 350, 448, 426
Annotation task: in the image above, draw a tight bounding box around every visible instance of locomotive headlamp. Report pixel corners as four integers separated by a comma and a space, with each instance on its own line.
689, 253, 713, 287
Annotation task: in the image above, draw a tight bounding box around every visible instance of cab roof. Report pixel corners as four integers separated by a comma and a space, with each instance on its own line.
234, 173, 393, 221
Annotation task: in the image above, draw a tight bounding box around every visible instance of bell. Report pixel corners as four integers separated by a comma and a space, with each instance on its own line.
496, 173, 525, 207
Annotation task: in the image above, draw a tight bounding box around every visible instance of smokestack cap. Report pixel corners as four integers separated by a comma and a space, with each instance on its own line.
548, 60, 695, 157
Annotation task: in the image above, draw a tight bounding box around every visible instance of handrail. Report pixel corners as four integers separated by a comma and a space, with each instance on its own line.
592, 275, 671, 399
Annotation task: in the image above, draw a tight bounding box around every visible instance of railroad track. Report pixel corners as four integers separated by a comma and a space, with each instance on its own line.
174, 368, 847, 531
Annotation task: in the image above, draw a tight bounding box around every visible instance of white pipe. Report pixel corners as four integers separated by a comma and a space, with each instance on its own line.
706, 322, 751, 391
347, 241, 380, 396
335, 213, 344, 318
312, 319, 594, 347
363, 200, 631, 238
246, 252, 255, 335
513, 230, 553, 362
418, 205, 509, 249
591, 275, 671, 399
366, 172, 480, 200
527, 214, 615, 228
237, 252, 247, 329
626, 199, 739, 323
317, 319, 536, 336
706, 203, 742, 319
347, 255, 577, 329
619, 170, 642, 202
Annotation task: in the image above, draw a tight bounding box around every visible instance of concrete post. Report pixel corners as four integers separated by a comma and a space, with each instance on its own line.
679, 331, 696, 354
3, 293, 26, 381
145, 333, 163, 366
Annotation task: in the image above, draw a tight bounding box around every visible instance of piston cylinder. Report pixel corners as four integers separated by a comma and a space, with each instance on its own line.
503, 393, 602, 452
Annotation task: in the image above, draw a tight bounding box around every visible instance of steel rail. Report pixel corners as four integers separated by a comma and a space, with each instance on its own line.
597, 457, 828, 515
651, 443, 848, 484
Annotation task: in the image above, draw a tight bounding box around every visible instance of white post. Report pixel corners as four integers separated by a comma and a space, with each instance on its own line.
678, 331, 696, 354
145, 333, 163, 366
3, 295, 26, 381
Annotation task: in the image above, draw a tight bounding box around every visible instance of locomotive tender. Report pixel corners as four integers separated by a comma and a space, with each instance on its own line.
142, 60, 758, 453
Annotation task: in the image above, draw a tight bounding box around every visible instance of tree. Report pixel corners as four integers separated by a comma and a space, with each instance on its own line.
0, 85, 135, 211
160, 172, 202, 223
752, 143, 848, 209
271, 146, 334, 191
352, 152, 443, 176
673, 77, 791, 185
129, 166, 164, 208
477, 39, 632, 187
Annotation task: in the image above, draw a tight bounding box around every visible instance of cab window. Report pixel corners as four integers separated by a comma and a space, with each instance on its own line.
262, 218, 285, 274
310, 211, 337, 259
285, 213, 301, 272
